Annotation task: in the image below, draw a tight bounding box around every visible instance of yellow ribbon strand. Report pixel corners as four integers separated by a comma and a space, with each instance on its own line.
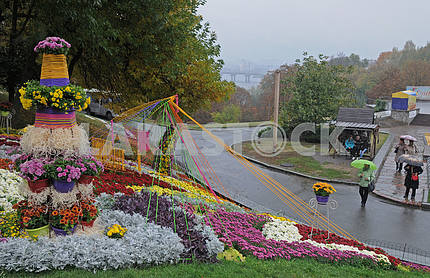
40, 54, 69, 80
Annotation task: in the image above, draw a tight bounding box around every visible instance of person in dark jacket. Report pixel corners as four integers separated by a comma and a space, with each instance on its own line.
351, 135, 362, 160
394, 138, 406, 172
403, 164, 424, 202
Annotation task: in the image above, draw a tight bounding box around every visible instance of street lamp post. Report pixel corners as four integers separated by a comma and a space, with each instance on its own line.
272, 65, 288, 153
273, 70, 281, 152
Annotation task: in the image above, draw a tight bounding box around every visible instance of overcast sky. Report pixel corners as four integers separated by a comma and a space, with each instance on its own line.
199, 0, 430, 66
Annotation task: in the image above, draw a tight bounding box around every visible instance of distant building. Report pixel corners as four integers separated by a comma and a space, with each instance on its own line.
406, 86, 430, 101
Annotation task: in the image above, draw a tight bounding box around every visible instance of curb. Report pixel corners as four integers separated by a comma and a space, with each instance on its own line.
233, 133, 425, 208
238, 153, 359, 185
242, 150, 421, 208
232, 132, 392, 186
372, 190, 422, 208
372, 133, 394, 180
422, 203, 430, 210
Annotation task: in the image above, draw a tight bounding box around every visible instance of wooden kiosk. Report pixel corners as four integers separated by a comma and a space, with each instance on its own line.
330, 107, 379, 159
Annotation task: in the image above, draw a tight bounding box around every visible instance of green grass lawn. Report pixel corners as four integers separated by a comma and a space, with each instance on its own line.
240, 133, 390, 182
240, 140, 357, 181
187, 121, 269, 130
4, 257, 427, 278
278, 155, 352, 180
376, 133, 389, 153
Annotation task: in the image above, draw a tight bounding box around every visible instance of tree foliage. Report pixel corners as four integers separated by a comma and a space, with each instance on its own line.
366, 65, 404, 99
193, 86, 257, 124
212, 104, 240, 124
364, 40, 430, 99
281, 53, 355, 131
328, 53, 369, 68
0, 0, 234, 113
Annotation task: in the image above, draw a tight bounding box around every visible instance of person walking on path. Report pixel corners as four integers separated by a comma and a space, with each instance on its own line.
394, 138, 406, 172
406, 140, 418, 155
403, 164, 424, 203
358, 164, 375, 207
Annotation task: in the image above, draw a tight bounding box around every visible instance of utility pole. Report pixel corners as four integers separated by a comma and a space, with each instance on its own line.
273, 69, 280, 152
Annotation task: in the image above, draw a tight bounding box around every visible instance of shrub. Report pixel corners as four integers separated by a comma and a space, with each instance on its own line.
0, 209, 185, 272
375, 99, 387, 112
212, 104, 240, 124
113, 192, 218, 262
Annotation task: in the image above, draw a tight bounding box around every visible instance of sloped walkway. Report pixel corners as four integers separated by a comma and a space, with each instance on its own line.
374, 126, 429, 206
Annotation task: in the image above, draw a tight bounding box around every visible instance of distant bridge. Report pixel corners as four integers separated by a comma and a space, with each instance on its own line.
221, 71, 266, 83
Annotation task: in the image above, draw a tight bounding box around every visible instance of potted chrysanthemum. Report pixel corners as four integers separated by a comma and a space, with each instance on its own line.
50, 204, 82, 236
80, 199, 99, 227
13, 200, 49, 238
77, 156, 104, 185
312, 182, 336, 204
44, 158, 82, 193
17, 156, 52, 193
19, 37, 91, 128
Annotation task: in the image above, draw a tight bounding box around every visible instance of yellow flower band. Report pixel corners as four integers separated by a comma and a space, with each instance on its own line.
19, 80, 90, 111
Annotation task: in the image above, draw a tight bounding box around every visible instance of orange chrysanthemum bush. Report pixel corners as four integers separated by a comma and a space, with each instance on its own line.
50, 205, 82, 232
80, 199, 99, 223
13, 200, 49, 230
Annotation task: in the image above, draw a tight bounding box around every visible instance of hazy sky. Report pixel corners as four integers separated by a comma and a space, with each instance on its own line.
199, 0, 430, 66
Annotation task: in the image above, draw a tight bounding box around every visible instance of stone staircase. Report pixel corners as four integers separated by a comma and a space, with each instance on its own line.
410, 114, 430, 127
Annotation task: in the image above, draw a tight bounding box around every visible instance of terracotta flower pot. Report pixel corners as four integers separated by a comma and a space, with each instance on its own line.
81, 218, 96, 227
27, 179, 50, 193
79, 175, 94, 185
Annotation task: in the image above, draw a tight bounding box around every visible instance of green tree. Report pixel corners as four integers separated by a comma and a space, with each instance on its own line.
0, 0, 39, 102
328, 53, 368, 67
62, 0, 235, 113
1, 0, 234, 113
374, 99, 387, 112
212, 104, 240, 124
366, 65, 404, 99
281, 53, 355, 132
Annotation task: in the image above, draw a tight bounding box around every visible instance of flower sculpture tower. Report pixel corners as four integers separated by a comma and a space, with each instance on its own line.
13, 37, 103, 237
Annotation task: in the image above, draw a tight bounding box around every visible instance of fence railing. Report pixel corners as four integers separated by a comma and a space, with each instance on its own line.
424, 156, 430, 202
364, 238, 430, 266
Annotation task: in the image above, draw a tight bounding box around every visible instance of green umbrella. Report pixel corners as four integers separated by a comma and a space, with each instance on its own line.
351, 159, 377, 170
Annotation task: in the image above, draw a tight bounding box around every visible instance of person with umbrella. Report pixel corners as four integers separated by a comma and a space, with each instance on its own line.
406, 140, 418, 155
401, 135, 419, 155
399, 154, 424, 203
351, 159, 376, 207
394, 137, 406, 172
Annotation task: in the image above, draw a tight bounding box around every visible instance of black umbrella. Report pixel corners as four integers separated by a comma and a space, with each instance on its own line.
398, 154, 424, 166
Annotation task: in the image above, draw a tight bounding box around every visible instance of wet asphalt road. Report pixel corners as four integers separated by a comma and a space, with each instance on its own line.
187, 127, 430, 251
